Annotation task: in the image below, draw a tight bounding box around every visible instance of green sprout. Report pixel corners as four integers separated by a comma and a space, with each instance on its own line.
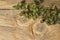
58, 13, 60, 19
13, 0, 25, 9
13, 2, 22, 9
13, 0, 60, 25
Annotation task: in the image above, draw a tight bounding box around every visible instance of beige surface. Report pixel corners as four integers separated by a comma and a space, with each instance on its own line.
0, 0, 60, 40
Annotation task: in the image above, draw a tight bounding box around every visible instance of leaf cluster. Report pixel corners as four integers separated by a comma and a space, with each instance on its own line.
13, 0, 60, 25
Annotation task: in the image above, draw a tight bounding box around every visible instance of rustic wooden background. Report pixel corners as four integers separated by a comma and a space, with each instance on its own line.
0, 0, 60, 40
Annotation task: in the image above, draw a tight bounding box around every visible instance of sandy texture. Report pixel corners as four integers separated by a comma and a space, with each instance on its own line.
0, 0, 60, 40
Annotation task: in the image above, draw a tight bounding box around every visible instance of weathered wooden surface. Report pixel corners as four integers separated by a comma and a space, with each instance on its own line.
0, 0, 60, 40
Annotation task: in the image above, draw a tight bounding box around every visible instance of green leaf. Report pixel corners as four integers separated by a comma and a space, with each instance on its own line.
13, 2, 22, 9
58, 13, 60, 19
19, 13, 23, 16
13, 0, 60, 25
25, 13, 29, 18
32, 15, 37, 20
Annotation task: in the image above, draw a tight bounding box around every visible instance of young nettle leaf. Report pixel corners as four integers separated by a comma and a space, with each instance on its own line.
30, 5, 38, 18
49, 16, 56, 24
25, 4, 29, 9
58, 13, 60, 19
20, 13, 23, 16
23, 4, 29, 12
13, 2, 22, 9
49, 16, 54, 21
13, 0, 26, 9
30, 5, 38, 11
46, 19, 54, 25
19, 11, 25, 16
28, 13, 32, 18
25, 13, 28, 17
51, 5, 57, 10
32, 15, 37, 20
40, 8, 45, 16
32, 9, 38, 14
51, 11, 57, 16
37, 6, 44, 16
57, 12, 60, 24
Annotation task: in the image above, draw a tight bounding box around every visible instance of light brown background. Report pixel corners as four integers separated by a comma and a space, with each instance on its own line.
0, 0, 60, 40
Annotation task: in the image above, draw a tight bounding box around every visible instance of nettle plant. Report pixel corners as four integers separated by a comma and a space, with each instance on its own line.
13, 0, 60, 25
